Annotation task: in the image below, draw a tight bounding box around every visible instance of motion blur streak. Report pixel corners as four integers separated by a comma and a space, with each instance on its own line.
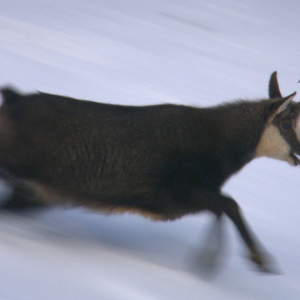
0, 0, 299, 299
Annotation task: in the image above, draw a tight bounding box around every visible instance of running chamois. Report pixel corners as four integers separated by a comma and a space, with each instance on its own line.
0, 72, 299, 273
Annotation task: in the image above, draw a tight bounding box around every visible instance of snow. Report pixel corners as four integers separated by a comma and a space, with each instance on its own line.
0, 0, 299, 299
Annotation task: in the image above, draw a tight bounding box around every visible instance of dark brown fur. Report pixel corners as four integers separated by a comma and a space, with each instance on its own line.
0, 72, 299, 273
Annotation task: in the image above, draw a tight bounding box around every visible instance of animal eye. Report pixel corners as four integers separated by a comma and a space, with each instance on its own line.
280, 121, 292, 130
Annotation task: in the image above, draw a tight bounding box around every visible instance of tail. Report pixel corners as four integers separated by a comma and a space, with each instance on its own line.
0, 87, 23, 107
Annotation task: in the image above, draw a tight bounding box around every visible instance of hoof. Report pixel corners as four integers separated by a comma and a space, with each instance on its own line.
249, 251, 281, 275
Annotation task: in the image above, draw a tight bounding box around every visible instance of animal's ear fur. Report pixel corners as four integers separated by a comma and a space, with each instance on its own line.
269, 71, 282, 99
267, 92, 296, 120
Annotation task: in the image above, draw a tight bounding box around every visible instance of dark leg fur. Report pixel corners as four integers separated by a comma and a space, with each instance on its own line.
193, 214, 225, 275
222, 196, 278, 273
189, 189, 278, 273
0, 185, 46, 213
0, 171, 45, 212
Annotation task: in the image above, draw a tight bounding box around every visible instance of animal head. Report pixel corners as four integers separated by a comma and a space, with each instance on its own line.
255, 72, 300, 165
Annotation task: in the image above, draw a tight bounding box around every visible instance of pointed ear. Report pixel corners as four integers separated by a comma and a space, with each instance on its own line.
268, 92, 296, 119
269, 71, 282, 98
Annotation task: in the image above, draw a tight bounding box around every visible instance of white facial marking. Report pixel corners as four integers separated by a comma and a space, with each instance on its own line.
255, 124, 293, 164
295, 114, 300, 143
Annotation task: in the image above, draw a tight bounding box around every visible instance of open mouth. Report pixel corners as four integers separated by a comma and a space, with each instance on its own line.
290, 153, 300, 166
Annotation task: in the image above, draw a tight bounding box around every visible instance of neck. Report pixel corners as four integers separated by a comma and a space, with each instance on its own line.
203, 99, 268, 177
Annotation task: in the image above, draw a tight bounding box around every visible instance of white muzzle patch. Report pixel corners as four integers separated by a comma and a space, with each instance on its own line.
255, 124, 292, 164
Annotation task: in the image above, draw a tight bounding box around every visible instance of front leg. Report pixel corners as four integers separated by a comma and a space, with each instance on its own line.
191, 188, 279, 273
221, 195, 279, 273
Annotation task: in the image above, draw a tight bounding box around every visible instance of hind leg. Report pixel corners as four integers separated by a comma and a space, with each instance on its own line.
194, 212, 226, 274
0, 183, 47, 213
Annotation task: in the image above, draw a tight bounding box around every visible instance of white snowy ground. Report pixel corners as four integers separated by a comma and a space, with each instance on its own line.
0, 0, 299, 299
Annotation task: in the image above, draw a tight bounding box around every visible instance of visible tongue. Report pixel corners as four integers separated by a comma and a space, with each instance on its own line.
290, 153, 300, 166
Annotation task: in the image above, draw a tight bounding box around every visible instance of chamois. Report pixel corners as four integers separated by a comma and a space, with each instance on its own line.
0, 72, 299, 273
